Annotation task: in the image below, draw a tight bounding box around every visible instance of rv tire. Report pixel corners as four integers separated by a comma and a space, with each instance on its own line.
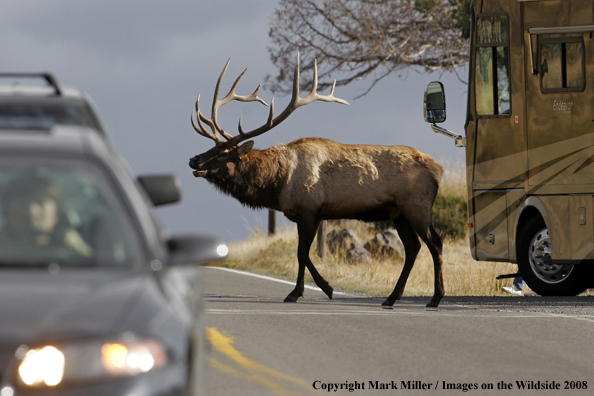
517, 216, 589, 296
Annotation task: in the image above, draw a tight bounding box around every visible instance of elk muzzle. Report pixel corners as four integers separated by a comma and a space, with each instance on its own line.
189, 157, 208, 178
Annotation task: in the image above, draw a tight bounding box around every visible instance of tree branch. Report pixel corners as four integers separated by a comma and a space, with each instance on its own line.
267, 0, 470, 97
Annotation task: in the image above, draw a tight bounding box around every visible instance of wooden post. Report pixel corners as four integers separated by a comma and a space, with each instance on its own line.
317, 221, 327, 261
268, 209, 277, 235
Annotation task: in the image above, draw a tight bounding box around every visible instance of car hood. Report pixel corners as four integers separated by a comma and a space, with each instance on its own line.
0, 268, 156, 346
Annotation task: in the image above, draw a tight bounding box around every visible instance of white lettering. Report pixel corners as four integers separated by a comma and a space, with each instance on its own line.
553, 100, 573, 113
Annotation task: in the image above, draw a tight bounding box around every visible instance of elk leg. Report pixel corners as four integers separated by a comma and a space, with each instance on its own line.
284, 260, 306, 303
382, 216, 421, 306
284, 218, 333, 302
284, 221, 311, 302
422, 224, 444, 308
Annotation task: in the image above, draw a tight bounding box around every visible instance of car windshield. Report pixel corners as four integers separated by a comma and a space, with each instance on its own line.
0, 158, 144, 268
0, 104, 97, 131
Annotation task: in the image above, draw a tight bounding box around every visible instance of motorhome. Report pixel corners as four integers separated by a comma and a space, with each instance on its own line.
424, 0, 594, 296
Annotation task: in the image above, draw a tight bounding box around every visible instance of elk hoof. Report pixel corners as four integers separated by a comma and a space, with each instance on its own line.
381, 299, 395, 307
284, 295, 299, 303
426, 300, 440, 308
322, 285, 333, 300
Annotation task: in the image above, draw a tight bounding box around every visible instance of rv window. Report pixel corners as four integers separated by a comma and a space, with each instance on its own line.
475, 14, 511, 116
540, 39, 584, 92
477, 14, 509, 44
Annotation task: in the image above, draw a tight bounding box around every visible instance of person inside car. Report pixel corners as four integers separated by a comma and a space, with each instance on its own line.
0, 174, 92, 258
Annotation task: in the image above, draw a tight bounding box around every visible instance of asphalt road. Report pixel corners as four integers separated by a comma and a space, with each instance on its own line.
201, 266, 594, 396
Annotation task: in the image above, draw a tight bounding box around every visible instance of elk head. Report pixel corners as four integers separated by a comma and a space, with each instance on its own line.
188, 54, 349, 180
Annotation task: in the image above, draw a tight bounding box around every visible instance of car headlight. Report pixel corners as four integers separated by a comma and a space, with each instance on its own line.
216, 244, 229, 257
18, 346, 64, 386
15, 335, 168, 387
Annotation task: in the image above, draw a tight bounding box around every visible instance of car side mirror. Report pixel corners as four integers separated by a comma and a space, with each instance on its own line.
423, 81, 446, 123
167, 234, 229, 265
137, 174, 181, 206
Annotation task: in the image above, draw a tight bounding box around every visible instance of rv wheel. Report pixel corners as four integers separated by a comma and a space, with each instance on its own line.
517, 217, 589, 296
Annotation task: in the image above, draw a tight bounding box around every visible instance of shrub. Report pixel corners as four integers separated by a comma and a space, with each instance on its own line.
371, 193, 467, 240
431, 192, 467, 239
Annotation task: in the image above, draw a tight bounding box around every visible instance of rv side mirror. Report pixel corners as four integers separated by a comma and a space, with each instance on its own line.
422, 81, 465, 147
424, 81, 446, 123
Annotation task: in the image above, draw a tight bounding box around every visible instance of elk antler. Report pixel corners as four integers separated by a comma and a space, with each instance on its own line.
191, 58, 269, 146
191, 53, 349, 148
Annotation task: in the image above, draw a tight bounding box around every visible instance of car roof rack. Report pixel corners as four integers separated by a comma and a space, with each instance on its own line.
0, 73, 63, 96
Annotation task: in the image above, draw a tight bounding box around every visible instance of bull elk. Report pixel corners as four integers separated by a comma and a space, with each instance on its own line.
189, 55, 445, 307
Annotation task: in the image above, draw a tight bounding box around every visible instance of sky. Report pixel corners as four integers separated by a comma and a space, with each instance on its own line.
0, 0, 468, 242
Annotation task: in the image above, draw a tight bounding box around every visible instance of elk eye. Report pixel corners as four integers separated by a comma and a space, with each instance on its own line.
218, 152, 229, 160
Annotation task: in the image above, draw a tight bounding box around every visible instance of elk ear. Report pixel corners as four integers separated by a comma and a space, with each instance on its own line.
237, 141, 255, 156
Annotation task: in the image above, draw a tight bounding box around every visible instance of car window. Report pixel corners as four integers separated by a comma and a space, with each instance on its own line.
0, 158, 145, 267
0, 104, 97, 131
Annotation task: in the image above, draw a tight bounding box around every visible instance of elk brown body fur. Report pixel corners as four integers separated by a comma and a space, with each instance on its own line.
190, 137, 445, 307
188, 56, 446, 307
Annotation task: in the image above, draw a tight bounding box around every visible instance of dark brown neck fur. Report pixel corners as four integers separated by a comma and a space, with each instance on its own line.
206, 148, 287, 210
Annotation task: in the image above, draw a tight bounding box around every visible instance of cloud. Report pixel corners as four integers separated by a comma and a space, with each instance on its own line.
2, 1, 274, 59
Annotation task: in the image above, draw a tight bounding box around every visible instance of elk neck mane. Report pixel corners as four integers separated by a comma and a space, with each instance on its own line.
207, 144, 292, 210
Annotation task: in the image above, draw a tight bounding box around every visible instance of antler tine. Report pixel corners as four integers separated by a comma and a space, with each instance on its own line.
329, 79, 338, 97
219, 69, 269, 107
239, 97, 275, 135
290, 52, 301, 105
207, 58, 232, 141
217, 67, 246, 107
298, 58, 349, 107
212, 58, 231, 113
191, 95, 225, 144
210, 60, 270, 142
311, 58, 319, 95
237, 84, 268, 106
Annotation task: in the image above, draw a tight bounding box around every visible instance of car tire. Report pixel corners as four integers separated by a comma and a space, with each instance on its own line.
517, 216, 589, 296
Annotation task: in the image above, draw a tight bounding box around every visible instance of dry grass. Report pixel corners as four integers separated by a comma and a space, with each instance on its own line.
218, 222, 522, 297
438, 157, 467, 197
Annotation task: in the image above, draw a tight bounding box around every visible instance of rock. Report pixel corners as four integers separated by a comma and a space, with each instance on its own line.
364, 229, 404, 259
326, 228, 363, 254
325, 228, 373, 264
346, 242, 372, 264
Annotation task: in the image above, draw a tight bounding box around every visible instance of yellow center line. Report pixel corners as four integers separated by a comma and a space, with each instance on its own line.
208, 357, 298, 395
206, 327, 312, 396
